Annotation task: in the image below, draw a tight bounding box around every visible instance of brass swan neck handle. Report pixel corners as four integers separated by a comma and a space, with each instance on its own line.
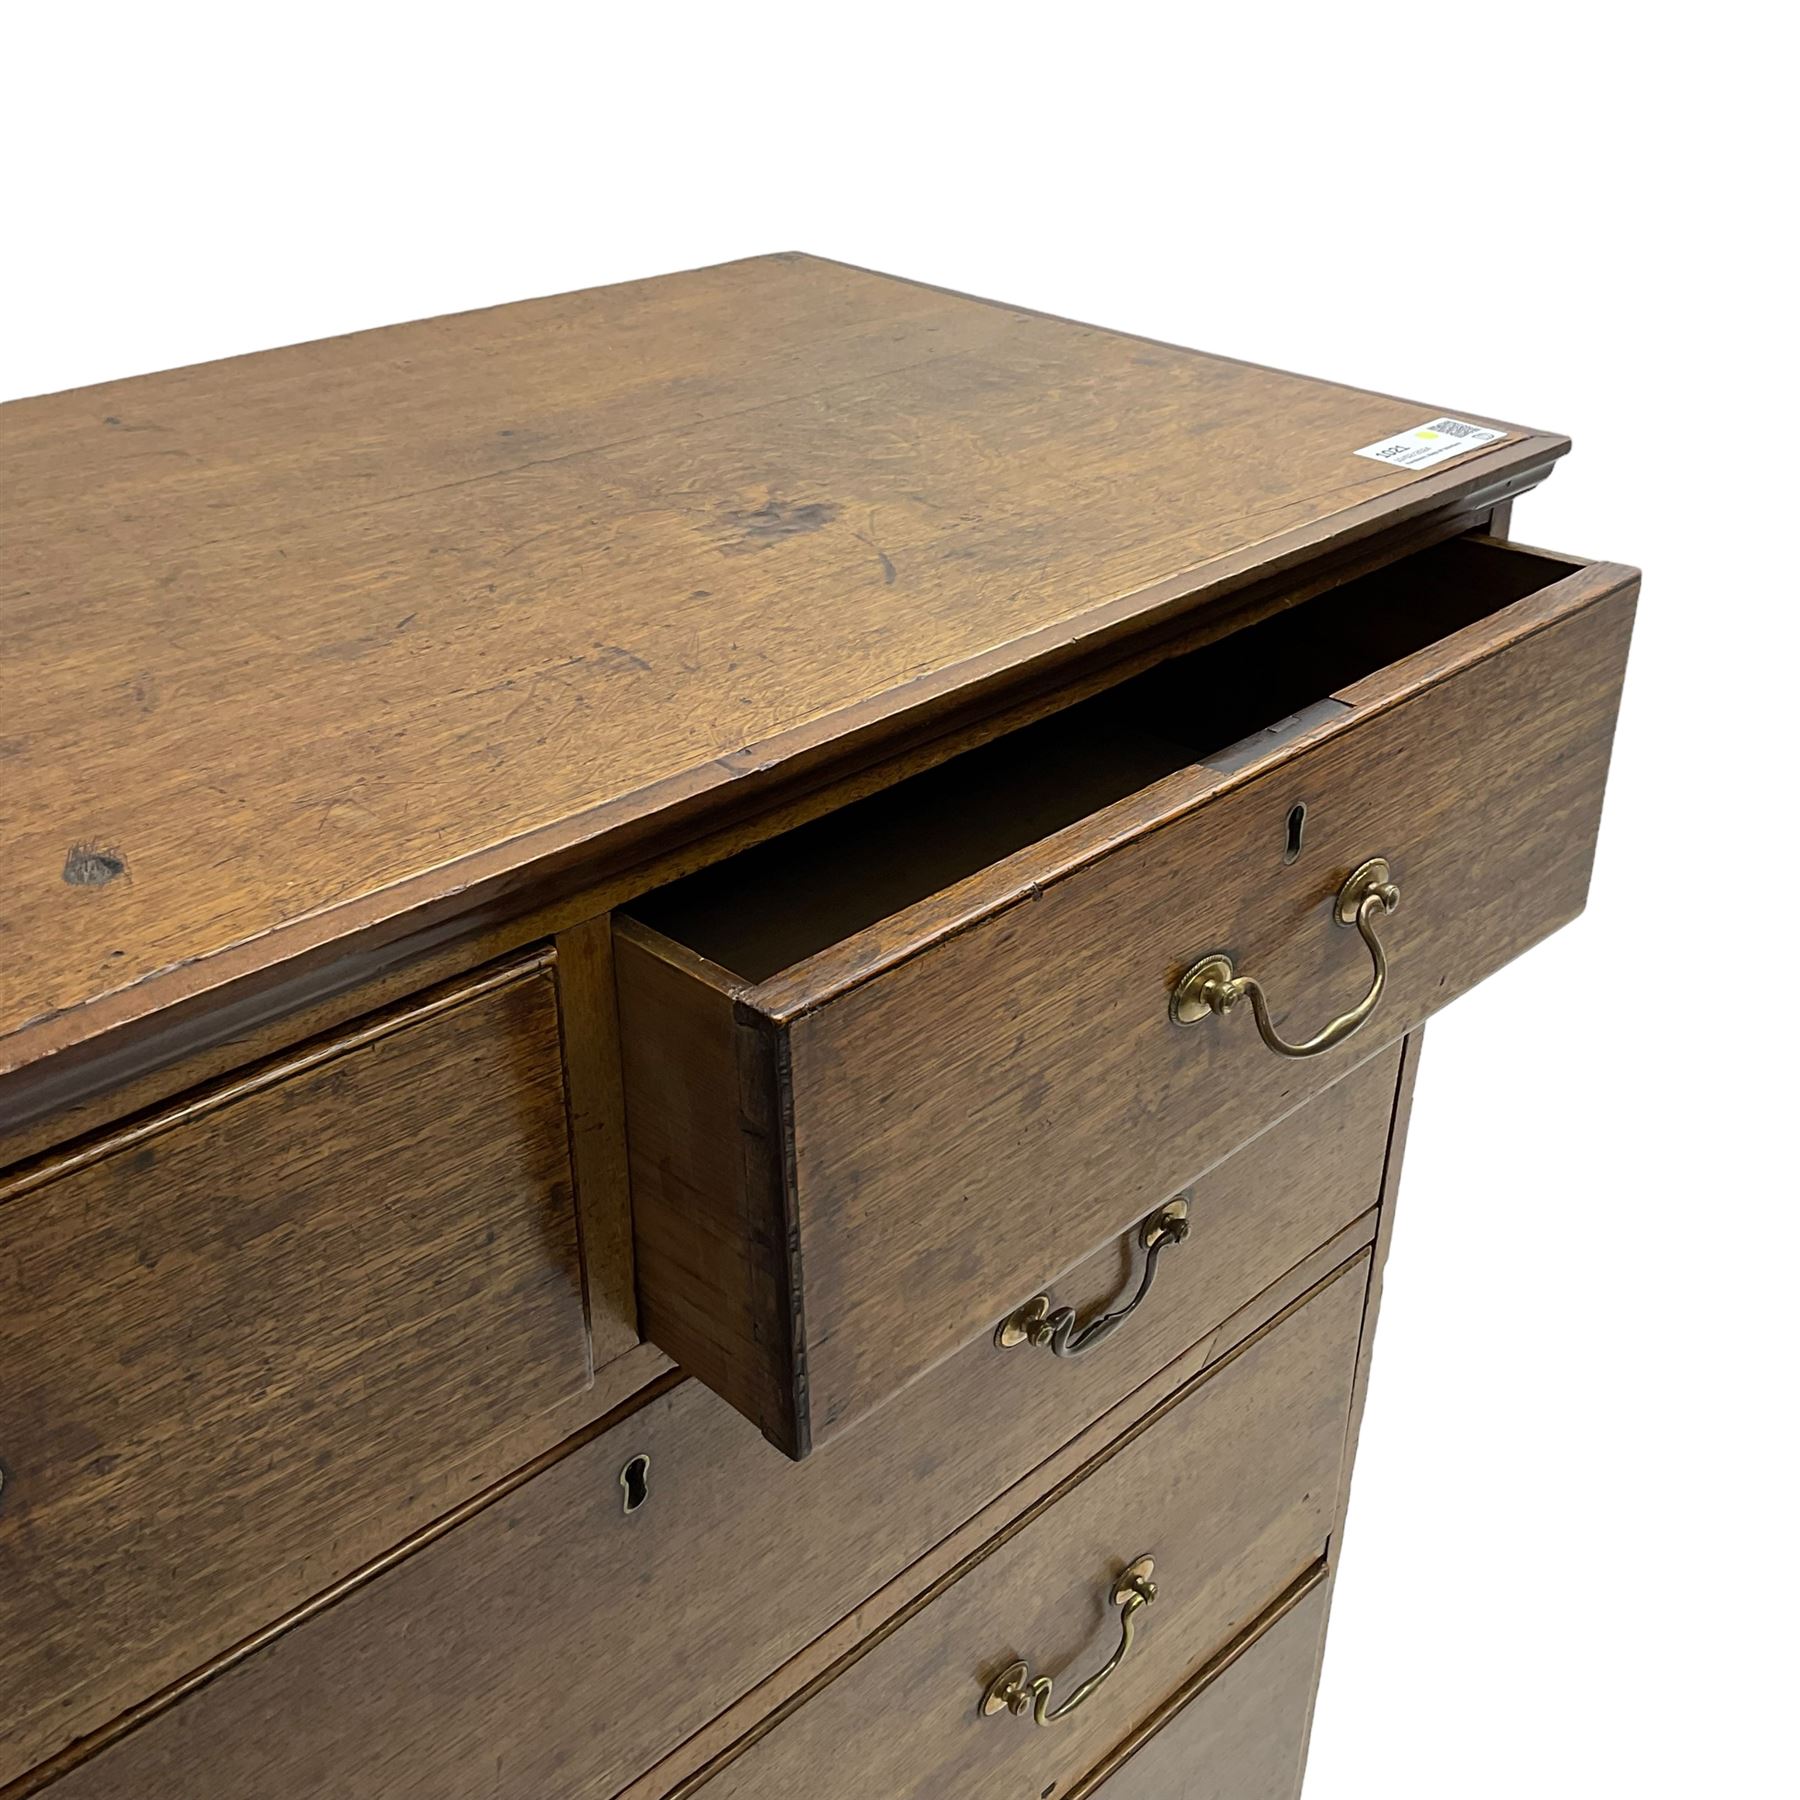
994, 1203, 1190, 1358
981, 1556, 1159, 1726
1169, 858, 1399, 1059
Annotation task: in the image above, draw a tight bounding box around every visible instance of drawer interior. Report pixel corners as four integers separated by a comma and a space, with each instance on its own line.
630, 535, 1582, 980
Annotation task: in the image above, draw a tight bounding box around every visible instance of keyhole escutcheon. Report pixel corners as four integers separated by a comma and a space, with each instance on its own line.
1284, 802, 1308, 864
620, 1453, 651, 1515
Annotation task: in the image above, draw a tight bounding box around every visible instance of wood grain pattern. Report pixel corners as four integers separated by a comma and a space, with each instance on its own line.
0, 253, 1564, 1086
0, 958, 592, 1785
32, 1085, 1394, 1800
682, 1258, 1369, 1800
617, 546, 1637, 1453
1070, 1578, 1332, 1800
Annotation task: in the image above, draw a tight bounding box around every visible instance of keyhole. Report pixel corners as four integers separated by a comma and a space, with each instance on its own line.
1284, 802, 1307, 864
619, 1453, 650, 1515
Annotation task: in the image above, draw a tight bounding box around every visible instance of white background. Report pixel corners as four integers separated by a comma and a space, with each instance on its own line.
4, 9, 1792, 1795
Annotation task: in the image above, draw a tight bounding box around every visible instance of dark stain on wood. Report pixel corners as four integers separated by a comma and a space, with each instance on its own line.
722, 498, 841, 552
592, 644, 652, 674
308, 614, 419, 664
63, 846, 128, 890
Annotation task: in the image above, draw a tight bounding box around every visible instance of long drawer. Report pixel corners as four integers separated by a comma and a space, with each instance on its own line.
34, 1072, 1395, 1800
683, 1254, 1369, 1799
0, 954, 597, 1786
617, 532, 1637, 1455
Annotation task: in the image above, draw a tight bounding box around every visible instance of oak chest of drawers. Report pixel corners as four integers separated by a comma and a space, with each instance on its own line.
0, 254, 1636, 1798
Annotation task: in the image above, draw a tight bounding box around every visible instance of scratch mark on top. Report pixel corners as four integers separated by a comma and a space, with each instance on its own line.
592, 643, 651, 674
307, 613, 420, 663
854, 512, 897, 585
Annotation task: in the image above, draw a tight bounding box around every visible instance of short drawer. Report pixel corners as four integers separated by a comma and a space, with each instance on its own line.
0, 954, 593, 1786
617, 533, 1637, 1455
1070, 1576, 1331, 1800
41, 1079, 1393, 1800
686, 1253, 1368, 1800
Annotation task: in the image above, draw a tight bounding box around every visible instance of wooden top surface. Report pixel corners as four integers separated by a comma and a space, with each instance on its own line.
0, 252, 1564, 1077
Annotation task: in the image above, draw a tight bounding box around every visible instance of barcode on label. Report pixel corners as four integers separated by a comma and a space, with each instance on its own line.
1352, 417, 1507, 471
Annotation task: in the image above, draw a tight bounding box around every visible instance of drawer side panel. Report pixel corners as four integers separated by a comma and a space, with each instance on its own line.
615, 919, 805, 1452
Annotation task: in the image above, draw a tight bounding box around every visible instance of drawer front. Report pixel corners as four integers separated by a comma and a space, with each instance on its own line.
688, 1255, 1367, 1800
1072, 1578, 1331, 1800
0, 956, 591, 1785
619, 542, 1636, 1454
41, 1083, 1393, 1800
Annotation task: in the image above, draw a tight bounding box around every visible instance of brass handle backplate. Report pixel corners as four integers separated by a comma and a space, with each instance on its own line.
994, 1203, 1190, 1358
1169, 858, 1399, 1059
981, 1555, 1158, 1726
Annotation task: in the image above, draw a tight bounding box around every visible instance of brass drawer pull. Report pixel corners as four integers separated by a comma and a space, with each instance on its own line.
994, 1203, 1189, 1358
982, 1555, 1158, 1726
1170, 858, 1399, 1058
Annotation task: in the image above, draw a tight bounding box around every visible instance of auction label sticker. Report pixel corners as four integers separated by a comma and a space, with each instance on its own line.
1353, 417, 1507, 470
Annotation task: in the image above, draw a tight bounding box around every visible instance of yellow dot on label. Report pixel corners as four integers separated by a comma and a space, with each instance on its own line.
1414, 429, 1441, 439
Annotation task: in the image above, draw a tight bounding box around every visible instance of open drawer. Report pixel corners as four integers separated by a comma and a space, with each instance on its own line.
616, 534, 1637, 1456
